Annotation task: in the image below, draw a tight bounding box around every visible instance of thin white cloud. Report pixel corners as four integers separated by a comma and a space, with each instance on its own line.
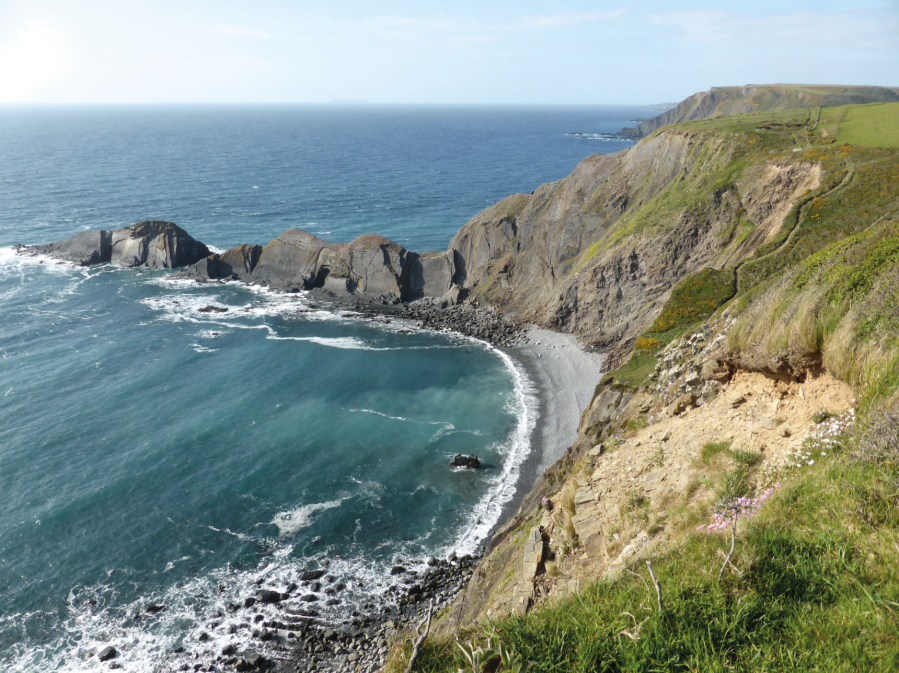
206, 24, 272, 40
366, 9, 627, 39
508, 10, 627, 31
651, 9, 899, 50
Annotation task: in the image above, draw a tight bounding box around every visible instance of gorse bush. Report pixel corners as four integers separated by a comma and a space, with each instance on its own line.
641, 267, 736, 347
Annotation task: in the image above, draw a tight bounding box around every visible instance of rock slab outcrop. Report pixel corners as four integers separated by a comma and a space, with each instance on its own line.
15, 221, 210, 269
176, 228, 463, 304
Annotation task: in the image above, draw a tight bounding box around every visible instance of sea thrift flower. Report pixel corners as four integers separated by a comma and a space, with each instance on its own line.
696, 484, 781, 533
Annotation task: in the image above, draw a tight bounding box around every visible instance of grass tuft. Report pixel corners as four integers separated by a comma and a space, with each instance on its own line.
700, 439, 733, 464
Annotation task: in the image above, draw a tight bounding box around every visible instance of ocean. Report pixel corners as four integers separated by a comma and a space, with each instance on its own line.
0, 105, 646, 671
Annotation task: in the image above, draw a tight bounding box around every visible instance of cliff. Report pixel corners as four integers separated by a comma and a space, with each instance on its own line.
14, 93, 899, 672
619, 84, 899, 139
387, 101, 899, 672
449, 111, 827, 365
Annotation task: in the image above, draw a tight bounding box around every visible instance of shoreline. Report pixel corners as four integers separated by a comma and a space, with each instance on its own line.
2, 258, 604, 672
493, 327, 606, 535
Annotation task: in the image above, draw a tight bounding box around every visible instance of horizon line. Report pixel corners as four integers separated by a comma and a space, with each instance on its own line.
0, 101, 671, 108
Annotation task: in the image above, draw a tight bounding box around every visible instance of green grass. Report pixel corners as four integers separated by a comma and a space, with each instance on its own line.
571, 102, 898, 293
729, 448, 763, 467
642, 267, 736, 345
833, 103, 899, 149
700, 440, 733, 464
412, 433, 899, 672
599, 353, 656, 391
730, 217, 899, 407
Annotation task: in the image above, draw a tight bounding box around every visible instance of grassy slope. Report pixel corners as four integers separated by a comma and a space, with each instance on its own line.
414, 445, 899, 673
401, 103, 899, 672
626, 84, 899, 138
832, 103, 899, 148
603, 103, 899, 395
579, 107, 814, 269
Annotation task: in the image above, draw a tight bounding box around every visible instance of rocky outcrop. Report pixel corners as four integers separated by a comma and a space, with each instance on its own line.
443, 124, 830, 363
182, 244, 263, 281
176, 228, 464, 304
15, 221, 210, 269
449, 454, 480, 469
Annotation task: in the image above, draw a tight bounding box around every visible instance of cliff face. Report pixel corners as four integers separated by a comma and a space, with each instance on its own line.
23, 119, 825, 342
620, 84, 899, 139
177, 228, 462, 305
428, 102, 899, 646
451, 125, 822, 361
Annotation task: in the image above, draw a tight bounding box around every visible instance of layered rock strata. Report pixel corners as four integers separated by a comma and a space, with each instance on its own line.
14, 220, 210, 268
175, 228, 464, 305
20, 120, 823, 350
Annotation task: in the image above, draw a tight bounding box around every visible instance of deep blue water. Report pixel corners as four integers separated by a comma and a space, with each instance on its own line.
0, 105, 645, 671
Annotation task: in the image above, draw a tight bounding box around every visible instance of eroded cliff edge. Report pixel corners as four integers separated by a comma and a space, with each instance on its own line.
386, 102, 899, 669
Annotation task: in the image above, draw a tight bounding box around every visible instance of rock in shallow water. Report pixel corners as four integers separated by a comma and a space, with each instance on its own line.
97, 645, 117, 661
449, 454, 480, 469
256, 589, 284, 604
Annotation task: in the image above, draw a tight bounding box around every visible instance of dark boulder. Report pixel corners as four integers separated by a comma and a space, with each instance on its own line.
256, 590, 284, 604
98, 646, 117, 661
449, 454, 480, 469
235, 653, 271, 672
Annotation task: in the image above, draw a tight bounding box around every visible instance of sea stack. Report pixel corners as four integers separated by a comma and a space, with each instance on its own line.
14, 220, 210, 269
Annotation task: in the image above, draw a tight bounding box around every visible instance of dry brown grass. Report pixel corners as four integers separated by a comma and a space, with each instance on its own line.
560, 481, 577, 517
728, 273, 833, 357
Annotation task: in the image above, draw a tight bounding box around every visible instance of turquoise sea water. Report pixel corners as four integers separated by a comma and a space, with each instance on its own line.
0, 105, 645, 670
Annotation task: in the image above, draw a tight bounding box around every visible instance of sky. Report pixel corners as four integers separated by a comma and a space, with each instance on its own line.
0, 0, 897, 105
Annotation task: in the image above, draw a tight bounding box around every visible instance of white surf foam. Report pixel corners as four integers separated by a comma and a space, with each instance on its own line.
443, 341, 539, 557
206, 525, 255, 542
271, 498, 345, 537
266, 335, 381, 350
